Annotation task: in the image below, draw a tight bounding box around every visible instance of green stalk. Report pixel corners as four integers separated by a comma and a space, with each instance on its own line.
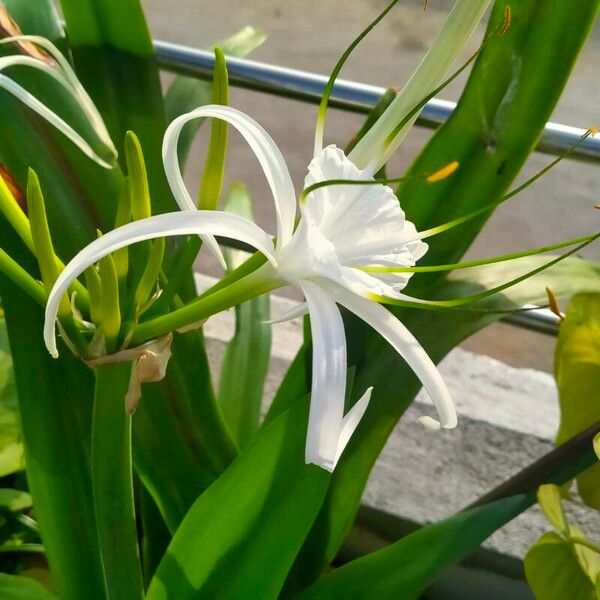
92, 363, 144, 600
0, 247, 45, 305
131, 266, 281, 345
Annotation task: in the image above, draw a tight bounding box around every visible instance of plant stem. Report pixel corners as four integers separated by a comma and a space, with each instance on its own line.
92, 363, 144, 600
131, 264, 281, 345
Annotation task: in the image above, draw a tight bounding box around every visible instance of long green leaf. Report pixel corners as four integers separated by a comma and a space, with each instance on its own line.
147, 398, 330, 600
296, 495, 530, 600
280, 0, 600, 590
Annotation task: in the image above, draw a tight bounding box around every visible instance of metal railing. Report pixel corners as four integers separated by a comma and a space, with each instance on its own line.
155, 40, 600, 335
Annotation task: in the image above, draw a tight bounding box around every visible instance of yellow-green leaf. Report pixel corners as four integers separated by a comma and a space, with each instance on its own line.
555, 294, 600, 509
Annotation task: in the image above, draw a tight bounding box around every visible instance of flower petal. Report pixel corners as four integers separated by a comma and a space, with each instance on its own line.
300, 280, 347, 471
0, 70, 113, 168
44, 211, 276, 358
263, 301, 308, 325
163, 104, 296, 248
334, 386, 372, 465
328, 282, 457, 429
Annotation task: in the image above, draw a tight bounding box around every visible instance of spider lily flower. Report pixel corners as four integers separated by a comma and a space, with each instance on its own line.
0, 33, 117, 167
44, 104, 456, 472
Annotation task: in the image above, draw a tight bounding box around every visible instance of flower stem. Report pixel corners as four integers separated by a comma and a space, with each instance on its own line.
92, 363, 144, 600
131, 264, 281, 346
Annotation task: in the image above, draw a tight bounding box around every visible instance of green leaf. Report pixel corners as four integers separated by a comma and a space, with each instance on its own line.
147, 398, 330, 600
164, 26, 266, 167
555, 294, 600, 509
58, 0, 153, 56
280, 0, 600, 589
0, 319, 23, 477
537, 484, 568, 535
0, 489, 32, 512
218, 184, 271, 448
525, 532, 598, 600
0, 573, 57, 599
295, 495, 530, 600
594, 434, 600, 460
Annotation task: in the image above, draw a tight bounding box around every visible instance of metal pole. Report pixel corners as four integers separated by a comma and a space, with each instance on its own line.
154, 41, 600, 163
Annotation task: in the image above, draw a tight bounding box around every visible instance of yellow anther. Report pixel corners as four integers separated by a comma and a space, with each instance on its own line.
498, 5, 511, 37
545, 286, 565, 323
426, 161, 459, 183
588, 126, 598, 137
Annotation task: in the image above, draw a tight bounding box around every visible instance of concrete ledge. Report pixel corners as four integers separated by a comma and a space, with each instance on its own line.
196, 274, 598, 578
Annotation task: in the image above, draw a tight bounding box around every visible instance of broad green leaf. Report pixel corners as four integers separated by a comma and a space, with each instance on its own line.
0, 259, 106, 600
280, 0, 600, 589
0, 489, 32, 512
165, 26, 266, 167
0, 573, 56, 600
525, 532, 599, 600
147, 398, 330, 600
555, 294, 600, 509
0, 319, 23, 476
295, 495, 530, 600
219, 184, 271, 448
0, 6, 107, 599
58, 0, 153, 56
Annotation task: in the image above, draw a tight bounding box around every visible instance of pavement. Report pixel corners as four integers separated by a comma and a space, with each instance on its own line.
142, 0, 600, 371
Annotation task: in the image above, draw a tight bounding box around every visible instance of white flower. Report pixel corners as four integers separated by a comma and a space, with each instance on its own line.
45, 105, 456, 472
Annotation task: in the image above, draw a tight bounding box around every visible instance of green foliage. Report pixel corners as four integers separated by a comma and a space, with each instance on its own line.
218, 184, 271, 448
0, 321, 22, 478
297, 495, 530, 600
147, 398, 330, 600
525, 485, 600, 600
0, 573, 56, 599
555, 294, 600, 509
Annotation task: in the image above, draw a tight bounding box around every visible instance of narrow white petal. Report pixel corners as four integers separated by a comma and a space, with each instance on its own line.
163, 105, 296, 247
0, 72, 113, 168
263, 301, 308, 325
300, 280, 347, 472
200, 234, 227, 270
44, 211, 276, 357
0, 35, 116, 156
328, 282, 457, 430
334, 386, 372, 465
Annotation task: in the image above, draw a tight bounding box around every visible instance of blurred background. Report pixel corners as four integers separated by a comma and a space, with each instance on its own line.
145, 0, 600, 371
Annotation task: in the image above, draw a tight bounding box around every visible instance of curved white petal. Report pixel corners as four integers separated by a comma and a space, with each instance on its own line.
0, 55, 114, 167
263, 301, 308, 325
44, 211, 276, 357
300, 280, 347, 471
328, 282, 457, 430
334, 386, 372, 465
163, 105, 296, 248
0, 35, 116, 156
